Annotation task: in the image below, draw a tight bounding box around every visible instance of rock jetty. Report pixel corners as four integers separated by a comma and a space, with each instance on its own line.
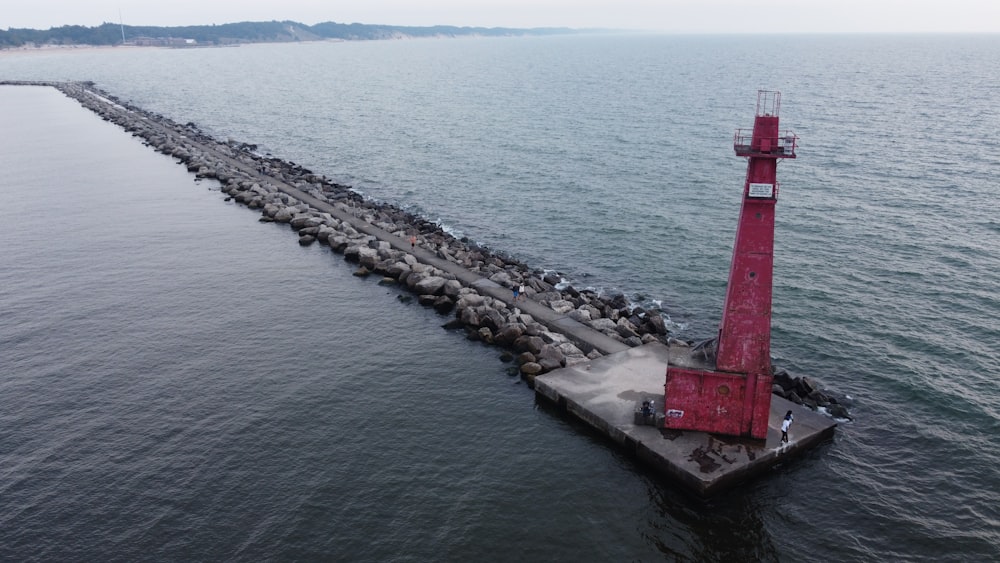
1, 80, 849, 418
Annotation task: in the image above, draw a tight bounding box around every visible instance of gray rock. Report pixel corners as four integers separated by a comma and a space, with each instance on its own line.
316, 226, 335, 242
478, 327, 494, 344
359, 247, 379, 269
798, 376, 820, 397
386, 262, 411, 279
328, 236, 349, 253
414, 276, 447, 296
549, 299, 575, 314
344, 244, 362, 262
433, 296, 455, 315
828, 403, 851, 420
589, 318, 617, 332
520, 362, 543, 375
480, 309, 506, 333
495, 324, 525, 347
514, 335, 545, 355
516, 352, 536, 365
557, 342, 584, 357
489, 271, 512, 286
442, 280, 463, 298
460, 307, 481, 328
274, 208, 294, 223
646, 314, 668, 335
616, 319, 641, 339
536, 344, 565, 371
405, 271, 427, 290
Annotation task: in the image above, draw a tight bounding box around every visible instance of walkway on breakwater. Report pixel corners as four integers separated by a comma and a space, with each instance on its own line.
9, 81, 837, 495
23, 79, 628, 357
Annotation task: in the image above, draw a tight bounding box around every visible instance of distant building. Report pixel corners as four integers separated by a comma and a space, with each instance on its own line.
127, 36, 197, 47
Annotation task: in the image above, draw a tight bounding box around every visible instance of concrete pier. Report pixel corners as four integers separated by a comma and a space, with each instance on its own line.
534, 342, 837, 495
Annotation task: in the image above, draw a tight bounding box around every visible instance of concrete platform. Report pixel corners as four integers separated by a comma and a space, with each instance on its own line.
534, 341, 837, 495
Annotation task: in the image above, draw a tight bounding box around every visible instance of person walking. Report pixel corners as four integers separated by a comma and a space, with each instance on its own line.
518, 284, 525, 301
781, 410, 794, 443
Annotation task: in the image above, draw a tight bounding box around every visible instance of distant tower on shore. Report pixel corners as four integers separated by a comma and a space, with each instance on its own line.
119, 9, 126, 45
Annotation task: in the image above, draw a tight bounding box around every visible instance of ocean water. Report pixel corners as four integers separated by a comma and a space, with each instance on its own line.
2, 33, 999, 561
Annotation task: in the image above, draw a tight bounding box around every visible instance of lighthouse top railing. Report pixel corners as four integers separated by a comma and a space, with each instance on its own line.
734, 130, 798, 158
755, 90, 781, 117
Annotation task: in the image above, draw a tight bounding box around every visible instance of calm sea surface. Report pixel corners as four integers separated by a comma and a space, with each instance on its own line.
1, 34, 999, 561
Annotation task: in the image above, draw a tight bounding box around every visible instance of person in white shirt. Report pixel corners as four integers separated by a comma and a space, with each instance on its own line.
781, 410, 794, 443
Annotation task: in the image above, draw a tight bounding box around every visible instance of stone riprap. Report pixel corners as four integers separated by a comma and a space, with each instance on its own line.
1, 80, 849, 417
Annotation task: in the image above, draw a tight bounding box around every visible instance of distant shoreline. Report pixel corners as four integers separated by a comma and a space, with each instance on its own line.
0, 44, 163, 58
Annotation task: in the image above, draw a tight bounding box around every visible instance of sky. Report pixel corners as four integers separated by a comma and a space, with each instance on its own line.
3, 0, 999, 33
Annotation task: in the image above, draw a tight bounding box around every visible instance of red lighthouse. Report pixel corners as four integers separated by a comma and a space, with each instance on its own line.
663, 91, 797, 440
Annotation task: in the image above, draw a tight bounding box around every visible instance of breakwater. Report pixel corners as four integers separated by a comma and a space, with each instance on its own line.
2, 80, 847, 417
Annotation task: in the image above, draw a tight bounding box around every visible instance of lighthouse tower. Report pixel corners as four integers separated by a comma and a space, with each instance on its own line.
663, 91, 797, 439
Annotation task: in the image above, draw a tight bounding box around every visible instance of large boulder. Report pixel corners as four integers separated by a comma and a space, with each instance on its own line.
589, 318, 617, 332
460, 307, 481, 328
343, 244, 362, 262
386, 262, 411, 279
328, 236, 349, 253
316, 226, 335, 243
433, 296, 455, 315
441, 280, 463, 298
520, 363, 543, 387
489, 271, 513, 287
274, 207, 294, 223
495, 324, 525, 347
514, 335, 545, 355
516, 352, 536, 365
405, 271, 428, 290
557, 342, 584, 357
797, 376, 820, 397
548, 299, 575, 314
480, 308, 506, 333
536, 344, 565, 371
290, 215, 319, 229
456, 294, 487, 310
616, 318, 641, 339
645, 314, 668, 335
828, 403, 852, 420
477, 327, 494, 343
520, 362, 543, 376
358, 247, 379, 269
414, 276, 447, 296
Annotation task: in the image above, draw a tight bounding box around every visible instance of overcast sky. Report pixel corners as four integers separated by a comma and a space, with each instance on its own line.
3, 0, 999, 33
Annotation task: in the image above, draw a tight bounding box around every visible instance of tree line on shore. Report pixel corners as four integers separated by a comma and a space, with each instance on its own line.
1, 20, 580, 48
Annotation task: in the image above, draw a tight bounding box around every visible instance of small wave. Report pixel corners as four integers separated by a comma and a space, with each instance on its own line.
981, 220, 1000, 234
